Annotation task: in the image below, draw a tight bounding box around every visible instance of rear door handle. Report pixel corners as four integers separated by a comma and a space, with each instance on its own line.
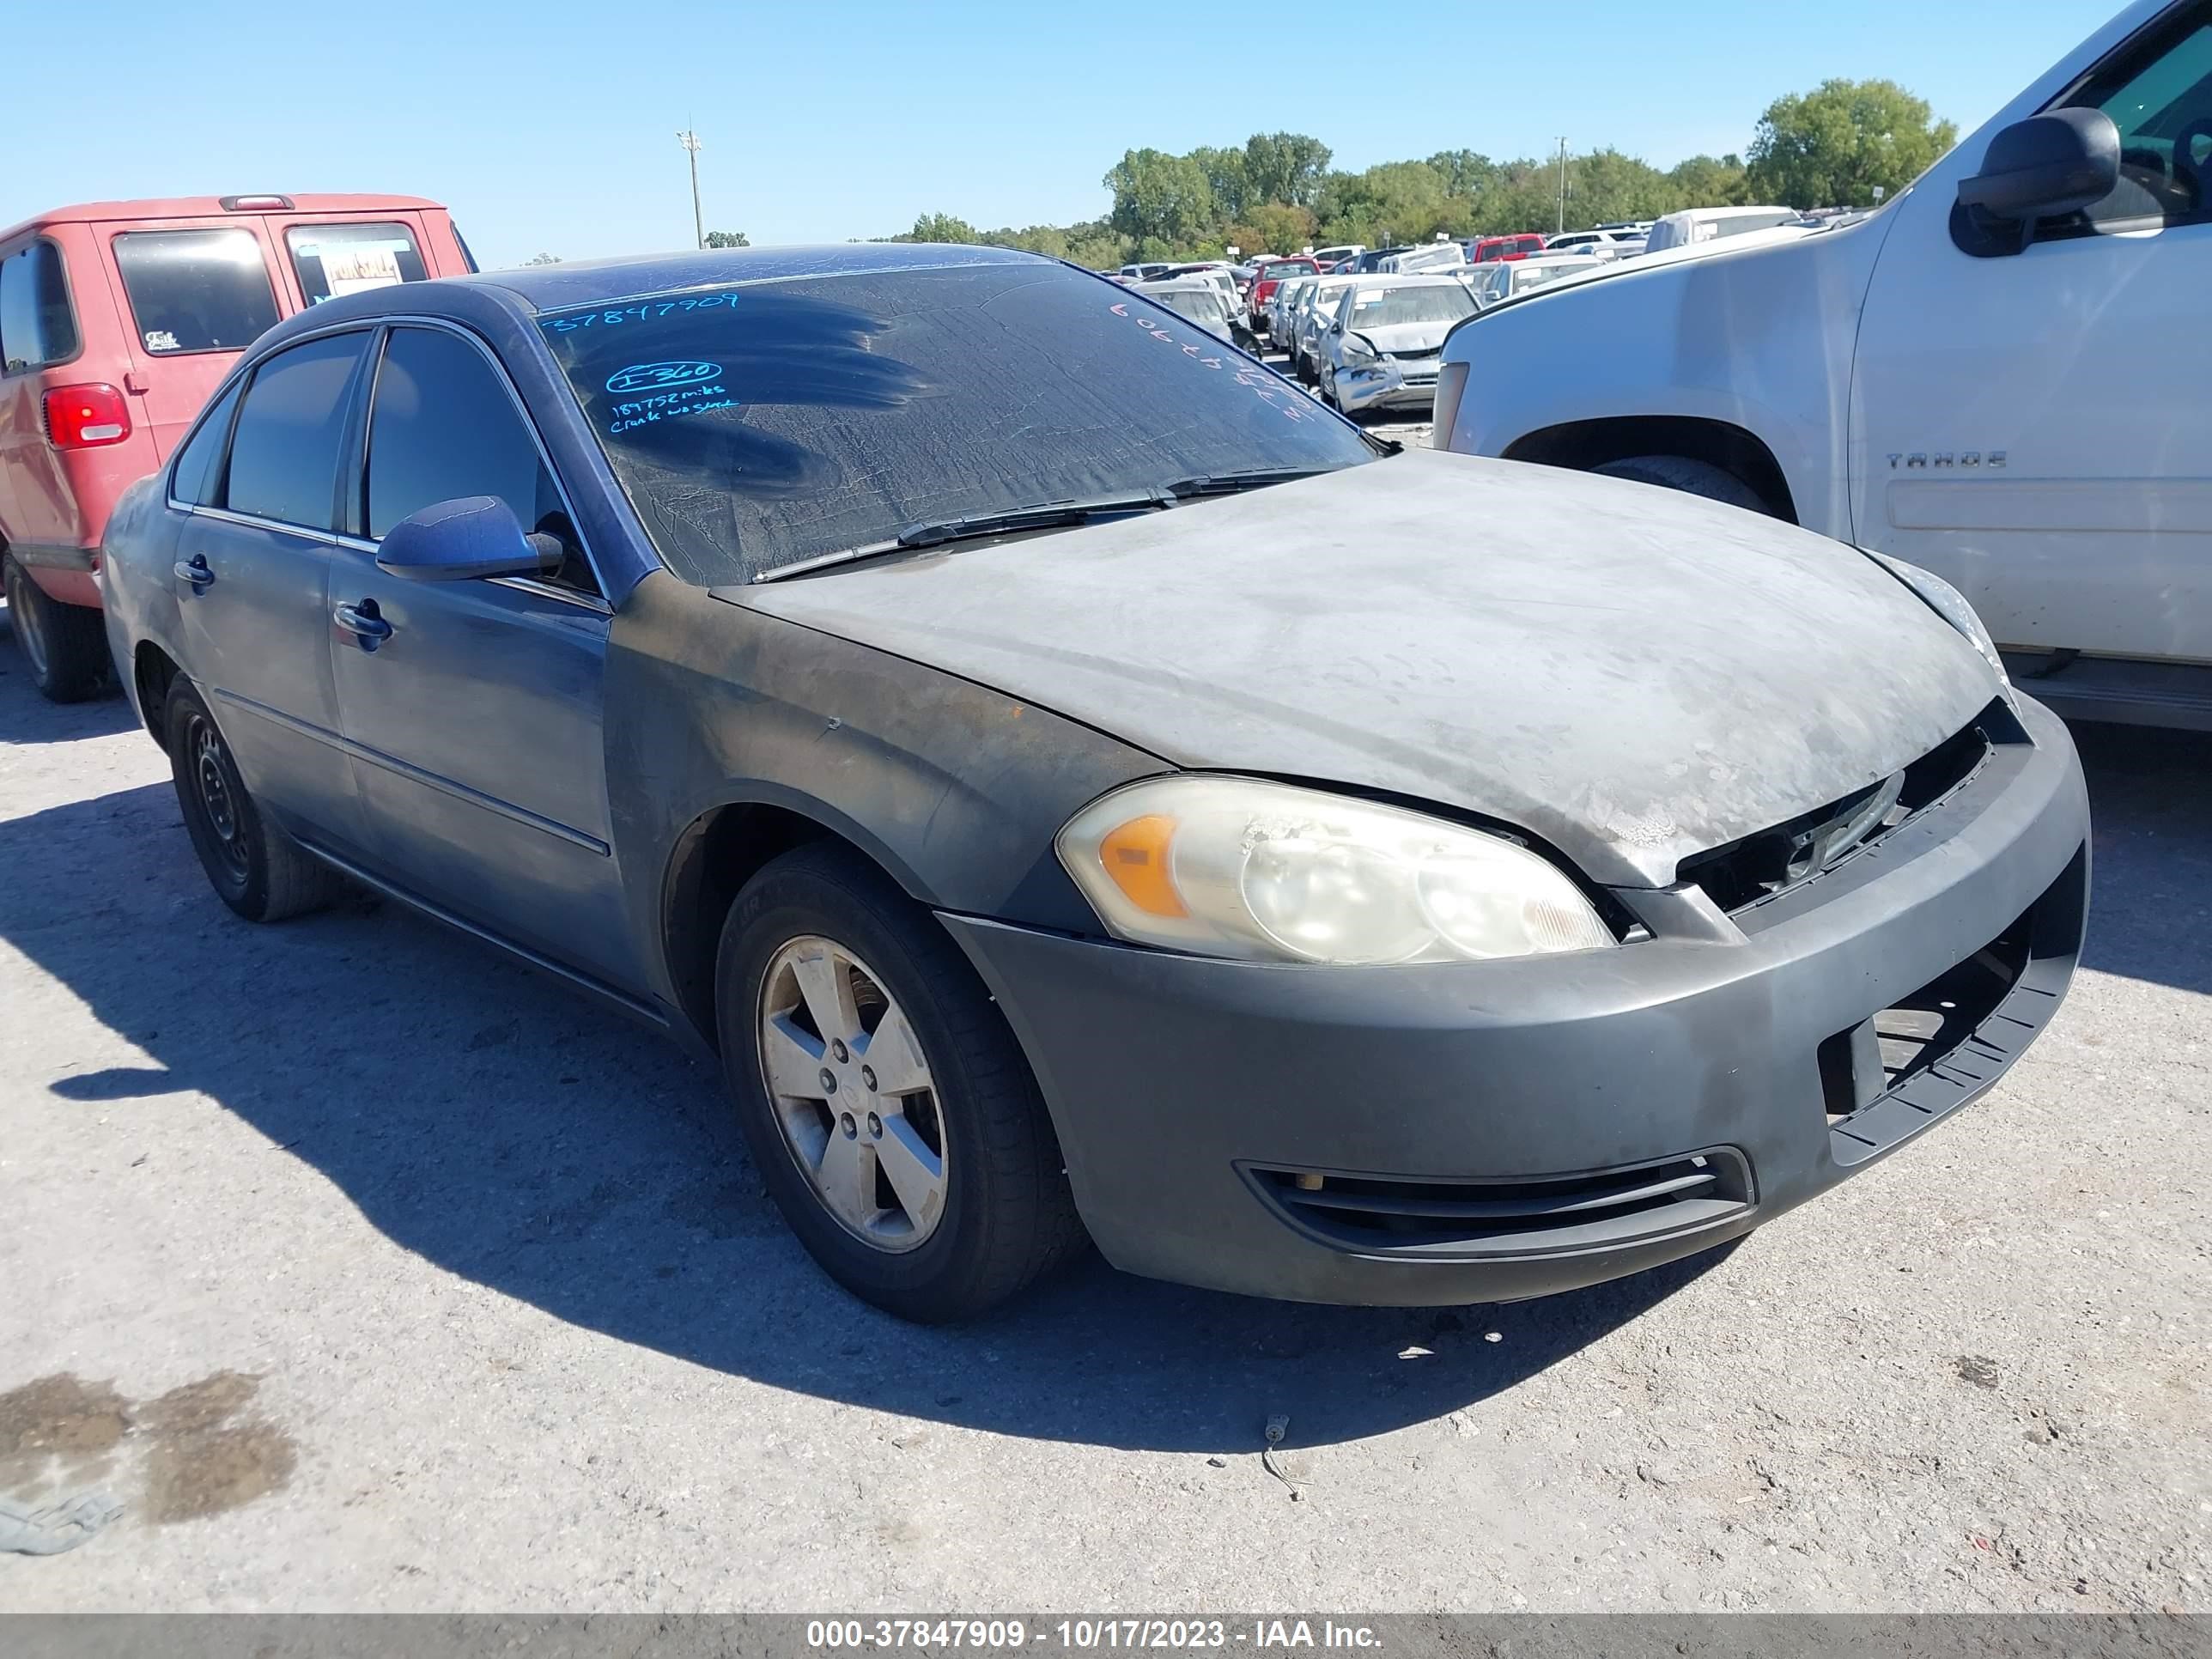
333, 599, 392, 644
173, 556, 213, 588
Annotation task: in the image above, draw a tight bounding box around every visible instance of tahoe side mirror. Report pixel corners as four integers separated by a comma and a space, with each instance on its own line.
375, 495, 560, 582
1954, 107, 2120, 252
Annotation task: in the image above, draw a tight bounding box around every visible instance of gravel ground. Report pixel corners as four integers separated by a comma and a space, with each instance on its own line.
1, 597, 2207, 1614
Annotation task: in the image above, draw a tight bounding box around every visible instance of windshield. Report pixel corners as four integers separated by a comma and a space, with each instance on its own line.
1346, 285, 1477, 328
537, 263, 1374, 584
1510, 262, 1590, 295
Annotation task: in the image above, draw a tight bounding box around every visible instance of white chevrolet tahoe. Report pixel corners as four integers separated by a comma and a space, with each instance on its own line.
1436, 0, 2212, 728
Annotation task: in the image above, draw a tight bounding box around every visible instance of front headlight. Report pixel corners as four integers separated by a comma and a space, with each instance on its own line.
1867, 552, 2014, 704
1055, 776, 1616, 966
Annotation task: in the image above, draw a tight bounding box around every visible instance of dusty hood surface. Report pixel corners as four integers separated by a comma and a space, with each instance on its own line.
729, 450, 1999, 889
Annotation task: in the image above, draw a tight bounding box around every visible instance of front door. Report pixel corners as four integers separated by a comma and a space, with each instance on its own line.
1850, 1, 2212, 660
173, 328, 374, 854
325, 322, 636, 988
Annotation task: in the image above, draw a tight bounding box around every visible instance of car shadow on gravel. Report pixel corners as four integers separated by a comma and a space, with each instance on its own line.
3, 775, 1733, 1455
0, 630, 137, 744
6, 714, 2203, 1455
2069, 720, 2212, 995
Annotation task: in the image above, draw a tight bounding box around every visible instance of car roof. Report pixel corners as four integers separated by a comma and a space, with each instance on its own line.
1132, 278, 1220, 295
3, 193, 447, 240
461, 242, 1053, 312
1349, 273, 1472, 287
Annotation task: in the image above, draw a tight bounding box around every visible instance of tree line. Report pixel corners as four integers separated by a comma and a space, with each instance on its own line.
887, 79, 1957, 266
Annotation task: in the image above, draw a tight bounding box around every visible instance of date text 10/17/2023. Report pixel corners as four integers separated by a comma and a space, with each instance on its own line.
805, 1621, 1384, 1652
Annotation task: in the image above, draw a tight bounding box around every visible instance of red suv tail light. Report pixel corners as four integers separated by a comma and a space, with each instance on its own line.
43, 385, 132, 450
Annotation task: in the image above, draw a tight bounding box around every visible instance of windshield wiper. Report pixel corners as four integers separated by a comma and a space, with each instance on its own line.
752, 489, 1171, 582
1164, 466, 1332, 497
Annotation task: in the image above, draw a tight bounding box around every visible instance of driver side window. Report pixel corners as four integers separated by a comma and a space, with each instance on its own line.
2064, 2, 2212, 228
363, 324, 599, 596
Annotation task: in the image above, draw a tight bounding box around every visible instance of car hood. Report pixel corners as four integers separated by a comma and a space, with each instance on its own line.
1360, 319, 1457, 352
728, 450, 2000, 889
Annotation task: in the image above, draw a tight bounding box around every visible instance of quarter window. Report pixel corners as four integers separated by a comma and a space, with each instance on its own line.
286, 223, 428, 307
171, 378, 244, 507
0, 240, 78, 373
112, 229, 281, 356
223, 331, 372, 531
2063, 1, 2212, 228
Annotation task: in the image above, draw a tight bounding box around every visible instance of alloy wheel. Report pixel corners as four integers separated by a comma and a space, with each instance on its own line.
757, 935, 947, 1252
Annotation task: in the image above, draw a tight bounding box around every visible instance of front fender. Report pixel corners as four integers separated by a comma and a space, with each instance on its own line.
1442, 222, 1895, 539
602, 571, 1168, 1016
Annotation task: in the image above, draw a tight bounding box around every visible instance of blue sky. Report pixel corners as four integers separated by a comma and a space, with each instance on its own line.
11, 0, 2106, 269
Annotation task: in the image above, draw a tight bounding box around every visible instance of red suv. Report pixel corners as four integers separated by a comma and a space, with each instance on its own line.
0, 194, 473, 699
1245, 257, 1319, 329
1470, 234, 1548, 263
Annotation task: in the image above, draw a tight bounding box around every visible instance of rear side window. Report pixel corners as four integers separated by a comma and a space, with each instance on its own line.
286, 223, 428, 306
0, 240, 79, 373
364, 325, 565, 544
171, 378, 244, 506
112, 229, 281, 356
224, 331, 371, 530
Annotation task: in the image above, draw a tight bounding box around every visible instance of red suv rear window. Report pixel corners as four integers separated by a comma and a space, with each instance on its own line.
112, 229, 280, 355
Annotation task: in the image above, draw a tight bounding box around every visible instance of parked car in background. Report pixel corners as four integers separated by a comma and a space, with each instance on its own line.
1545, 230, 1628, 258
99, 242, 2086, 1323
0, 193, 472, 700
1378, 241, 1468, 274
1639, 206, 1801, 252
1469, 233, 1549, 263
1435, 0, 2211, 729
1129, 277, 1239, 345
1290, 273, 1361, 381
1459, 253, 1607, 308
1266, 275, 1316, 349
1161, 264, 1248, 342
1310, 243, 1366, 269
1245, 256, 1318, 332
1351, 246, 1411, 272
1115, 262, 1175, 283
1316, 274, 1479, 416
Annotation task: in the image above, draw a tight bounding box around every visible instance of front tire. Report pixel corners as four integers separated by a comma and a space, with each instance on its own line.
1590, 455, 1771, 514
5, 557, 112, 703
714, 844, 1085, 1322
165, 681, 344, 922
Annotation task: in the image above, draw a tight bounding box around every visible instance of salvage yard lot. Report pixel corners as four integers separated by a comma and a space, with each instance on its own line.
2, 622, 2208, 1612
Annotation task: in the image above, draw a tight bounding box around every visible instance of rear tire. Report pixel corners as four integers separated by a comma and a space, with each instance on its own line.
165, 681, 344, 922
5, 556, 112, 703
715, 843, 1086, 1322
1590, 454, 1771, 514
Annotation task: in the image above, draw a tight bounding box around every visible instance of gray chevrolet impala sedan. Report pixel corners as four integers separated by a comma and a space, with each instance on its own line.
100, 245, 2088, 1321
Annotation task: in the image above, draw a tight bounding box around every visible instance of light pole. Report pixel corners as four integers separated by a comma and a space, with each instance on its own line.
1554, 137, 1570, 236
677, 129, 704, 250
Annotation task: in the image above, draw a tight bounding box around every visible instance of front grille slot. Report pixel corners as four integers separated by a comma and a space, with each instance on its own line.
1249, 1149, 1753, 1259
1680, 709, 1998, 915
1821, 842, 2086, 1165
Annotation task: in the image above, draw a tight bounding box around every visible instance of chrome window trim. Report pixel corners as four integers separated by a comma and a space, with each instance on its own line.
166, 312, 612, 606
326, 532, 612, 617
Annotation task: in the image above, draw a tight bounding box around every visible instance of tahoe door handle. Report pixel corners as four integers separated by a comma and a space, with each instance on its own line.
333, 599, 392, 643
173, 556, 213, 588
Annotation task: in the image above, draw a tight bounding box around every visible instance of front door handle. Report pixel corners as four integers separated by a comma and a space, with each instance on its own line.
333, 599, 392, 646
173, 555, 213, 589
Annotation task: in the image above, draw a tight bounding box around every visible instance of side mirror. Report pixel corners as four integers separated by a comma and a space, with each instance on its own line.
1955, 107, 2120, 249
374, 496, 559, 582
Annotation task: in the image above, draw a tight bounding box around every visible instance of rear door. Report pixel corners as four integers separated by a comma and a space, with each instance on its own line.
100, 218, 284, 461
173, 327, 375, 853
326, 322, 635, 988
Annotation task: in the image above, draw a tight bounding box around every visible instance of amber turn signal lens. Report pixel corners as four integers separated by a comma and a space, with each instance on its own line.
1097, 813, 1188, 918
